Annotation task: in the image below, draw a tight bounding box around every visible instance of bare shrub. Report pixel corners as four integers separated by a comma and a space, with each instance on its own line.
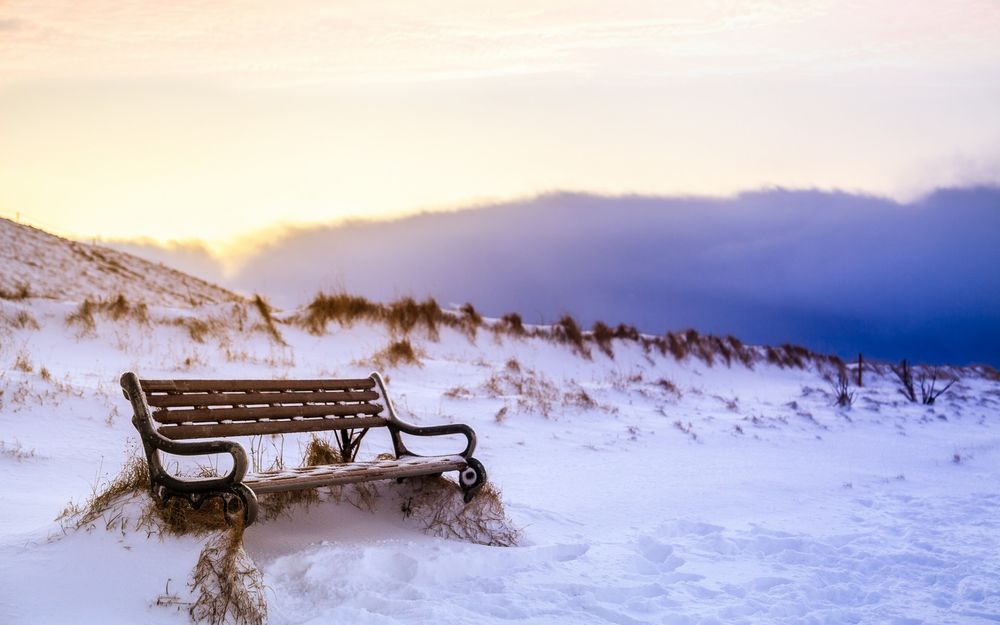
919, 368, 957, 405
400, 477, 520, 547
830, 369, 855, 408
891, 359, 917, 402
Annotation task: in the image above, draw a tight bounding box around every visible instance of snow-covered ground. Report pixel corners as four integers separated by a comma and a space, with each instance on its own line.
2, 291, 999, 625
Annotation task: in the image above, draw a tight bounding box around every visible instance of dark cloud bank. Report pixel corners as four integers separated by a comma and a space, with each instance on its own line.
116, 187, 1000, 366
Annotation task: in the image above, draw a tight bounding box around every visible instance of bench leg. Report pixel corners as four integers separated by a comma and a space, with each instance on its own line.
459, 457, 487, 504
226, 484, 259, 527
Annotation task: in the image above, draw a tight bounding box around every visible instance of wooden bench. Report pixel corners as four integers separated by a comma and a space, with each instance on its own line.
120, 371, 486, 525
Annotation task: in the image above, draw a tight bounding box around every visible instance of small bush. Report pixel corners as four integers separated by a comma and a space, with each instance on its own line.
830, 369, 855, 408
891, 359, 917, 402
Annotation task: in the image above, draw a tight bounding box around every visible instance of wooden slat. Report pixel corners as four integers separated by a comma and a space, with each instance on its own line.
245, 455, 467, 494
146, 390, 379, 408
152, 402, 383, 424
159, 415, 389, 440
140, 378, 375, 393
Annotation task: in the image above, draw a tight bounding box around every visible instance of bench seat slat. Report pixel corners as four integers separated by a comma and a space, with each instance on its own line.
159, 415, 389, 440
245, 455, 467, 494
140, 378, 375, 393
152, 402, 383, 424
146, 390, 379, 408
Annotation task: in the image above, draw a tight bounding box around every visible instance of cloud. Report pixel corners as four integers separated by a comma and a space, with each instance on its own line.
209, 186, 999, 365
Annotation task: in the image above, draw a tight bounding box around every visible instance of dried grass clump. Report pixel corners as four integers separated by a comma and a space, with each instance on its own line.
60, 451, 150, 530
0, 438, 36, 461
591, 321, 615, 359
655, 377, 682, 397
552, 314, 590, 358
13, 349, 33, 373
386, 296, 443, 339
251, 294, 286, 345
481, 365, 561, 417
456, 302, 483, 340
189, 522, 268, 625
302, 292, 381, 334
4, 309, 40, 330
66, 294, 149, 333
0, 282, 31, 300
400, 477, 520, 547
499, 312, 527, 336
371, 339, 423, 369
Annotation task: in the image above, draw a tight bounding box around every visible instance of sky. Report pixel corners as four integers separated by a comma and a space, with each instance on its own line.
2, 1, 1000, 251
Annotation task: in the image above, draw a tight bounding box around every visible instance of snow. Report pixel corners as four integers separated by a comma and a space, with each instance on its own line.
2, 289, 1000, 623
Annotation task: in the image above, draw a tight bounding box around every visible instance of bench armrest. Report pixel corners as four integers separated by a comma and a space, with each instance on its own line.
391, 420, 477, 458
370, 371, 477, 458
121, 372, 249, 493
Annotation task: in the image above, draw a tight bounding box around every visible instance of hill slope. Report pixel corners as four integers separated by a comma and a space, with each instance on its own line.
1, 217, 237, 307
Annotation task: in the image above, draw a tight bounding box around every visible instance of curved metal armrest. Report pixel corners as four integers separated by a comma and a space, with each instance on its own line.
153, 436, 249, 487
370, 371, 477, 458
121, 371, 248, 492
391, 420, 477, 458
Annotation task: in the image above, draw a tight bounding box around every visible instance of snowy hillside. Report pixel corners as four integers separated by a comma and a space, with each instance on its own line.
0, 217, 236, 307
1, 228, 999, 625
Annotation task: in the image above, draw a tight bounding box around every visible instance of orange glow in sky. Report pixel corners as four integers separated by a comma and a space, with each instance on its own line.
1, 1, 999, 251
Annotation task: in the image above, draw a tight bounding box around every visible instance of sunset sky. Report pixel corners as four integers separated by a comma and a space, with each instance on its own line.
1, 1, 999, 250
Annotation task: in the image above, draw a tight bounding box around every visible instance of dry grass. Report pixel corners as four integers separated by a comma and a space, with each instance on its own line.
552, 314, 590, 358
591, 321, 615, 358
189, 522, 267, 625
251, 294, 286, 345
370, 339, 423, 369
0, 438, 36, 461
10, 309, 40, 330
400, 477, 520, 547
0, 282, 30, 300
60, 450, 150, 530
499, 312, 527, 336
66, 294, 149, 333
13, 349, 33, 373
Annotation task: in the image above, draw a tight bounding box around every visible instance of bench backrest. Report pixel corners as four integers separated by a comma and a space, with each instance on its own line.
138, 377, 386, 440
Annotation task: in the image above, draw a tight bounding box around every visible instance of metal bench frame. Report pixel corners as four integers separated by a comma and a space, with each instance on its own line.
120, 371, 486, 525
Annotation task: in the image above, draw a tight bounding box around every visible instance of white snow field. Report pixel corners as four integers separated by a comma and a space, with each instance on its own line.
1, 223, 999, 624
